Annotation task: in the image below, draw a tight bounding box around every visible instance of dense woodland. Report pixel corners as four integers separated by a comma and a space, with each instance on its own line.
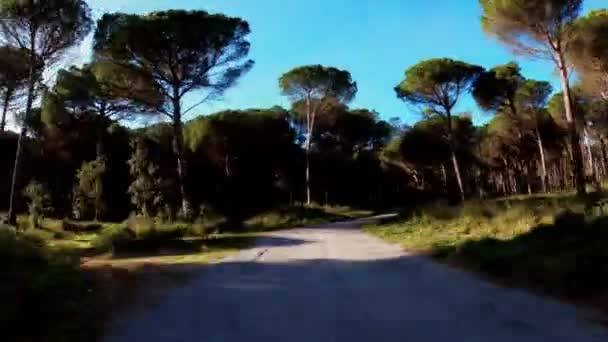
1, 0, 608, 226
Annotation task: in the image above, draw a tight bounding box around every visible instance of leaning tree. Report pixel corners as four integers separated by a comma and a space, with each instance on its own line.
479, 0, 587, 195
279, 65, 357, 205
0, 0, 93, 225
94, 10, 254, 216
395, 58, 483, 202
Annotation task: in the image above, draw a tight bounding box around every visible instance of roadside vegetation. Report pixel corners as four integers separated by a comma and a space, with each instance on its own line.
367, 193, 608, 312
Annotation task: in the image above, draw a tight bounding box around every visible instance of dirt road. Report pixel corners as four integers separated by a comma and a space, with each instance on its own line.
105, 216, 608, 341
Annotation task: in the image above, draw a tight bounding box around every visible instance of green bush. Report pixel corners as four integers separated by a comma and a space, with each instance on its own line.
370, 197, 608, 301
61, 220, 103, 233
21, 228, 55, 246
90, 224, 130, 253
0, 225, 45, 265
0, 225, 98, 341
22, 181, 52, 229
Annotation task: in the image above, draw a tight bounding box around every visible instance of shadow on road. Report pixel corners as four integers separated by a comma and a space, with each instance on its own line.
107, 252, 608, 342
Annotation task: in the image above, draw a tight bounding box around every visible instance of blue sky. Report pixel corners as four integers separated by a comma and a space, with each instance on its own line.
86, 0, 606, 125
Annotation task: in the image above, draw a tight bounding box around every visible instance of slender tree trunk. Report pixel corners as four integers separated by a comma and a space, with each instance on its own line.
8, 33, 37, 226
511, 167, 518, 194
0, 89, 12, 133
556, 50, 586, 195
536, 128, 547, 193
476, 167, 483, 199
93, 121, 107, 222
502, 158, 511, 194
600, 136, 608, 180
171, 96, 190, 217
304, 97, 313, 206
446, 111, 464, 202
450, 150, 465, 202
440, 163, 447, 193
523, 162, 532, 195
305, 147, 311, 206
583, 127, 601, 191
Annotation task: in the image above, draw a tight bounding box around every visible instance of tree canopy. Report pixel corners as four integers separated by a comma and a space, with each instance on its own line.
395, 58, 483, 117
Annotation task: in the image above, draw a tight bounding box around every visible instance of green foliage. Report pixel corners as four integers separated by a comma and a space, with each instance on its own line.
21, 228, 55, 246
94, 10, 254, 113
90, 223, 129, 252
569, 9, 608, 99
0, 224, 99, 341
127, 136, 164, 217
22, 181, 51, 229
0, 0, 93, 62
547, 88, 587, 128
479, 0, 582, 57
0, 46, 30, 88
73, 159, 106, 221
368, 194, 608, 300
0, 45, 31, 130
42, 62, 163, 128
245, 205, 370, 232
472, 62, 523, 113
279, 65, 358, 104
399, 115, 475, 165
395, 58, 483, 116
0, 224, 42, 263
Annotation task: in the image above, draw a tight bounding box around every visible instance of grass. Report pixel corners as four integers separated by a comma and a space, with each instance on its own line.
0, 225, 101, 342
245, 204, 374, 231
367, 194, 608, 312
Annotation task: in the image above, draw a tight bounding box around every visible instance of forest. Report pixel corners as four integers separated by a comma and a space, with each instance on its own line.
2, 1, 608, 341
1, 2, 607, 224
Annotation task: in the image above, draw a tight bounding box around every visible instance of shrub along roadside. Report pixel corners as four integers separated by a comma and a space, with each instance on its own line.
366, 196, 608, 312
245, 205, 374, 232
0, 225, 101, 342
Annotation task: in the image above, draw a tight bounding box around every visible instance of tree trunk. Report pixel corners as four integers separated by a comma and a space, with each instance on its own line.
523, 162, 532, 195
556, 50, 586, 195
440, 163, 447, 193
305, 147, 311, 206
536, 128, 547, 193
171, 97, 190, 217
7, 35, 37, 226
446, 111, 464, 202
476, 167, 483, 199
583, 127, 601, 191
600, 136, 608, 180
583, 127, 592, 172
450, 150, 465, 202
304, 96, 314, 206
500, 172, 507, 195
502, 158, 511, 194
0, 89, 12, 133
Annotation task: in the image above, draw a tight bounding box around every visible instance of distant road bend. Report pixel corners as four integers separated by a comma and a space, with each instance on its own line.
106, 215, 608, 342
